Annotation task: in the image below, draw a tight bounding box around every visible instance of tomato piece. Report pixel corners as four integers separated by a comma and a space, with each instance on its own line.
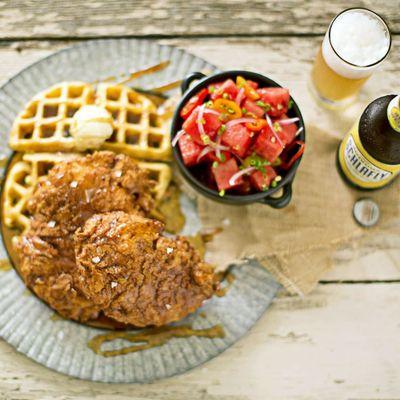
257, 88, 290, 117
178, 132, 203, 166
250, 166, 277, 191
253, 125, 284, 163
236, 76, 260, 101
243, 99, 264, 118
180, 88, 209, 120
212, 158, 243, 191
210, 79, 239, 101
221, 124, 252, 158
246, 119, 267, 131
246, 80, 259, 90
214, 99, 242, 120
182, 106, 221, 145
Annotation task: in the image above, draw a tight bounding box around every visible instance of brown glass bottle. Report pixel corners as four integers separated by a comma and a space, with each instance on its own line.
338, 94, 400, 189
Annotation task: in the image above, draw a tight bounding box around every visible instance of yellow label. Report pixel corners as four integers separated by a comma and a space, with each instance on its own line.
338, 121, 400, 189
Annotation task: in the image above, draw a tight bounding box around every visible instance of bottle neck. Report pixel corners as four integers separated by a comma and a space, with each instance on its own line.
387, 95, 400, 133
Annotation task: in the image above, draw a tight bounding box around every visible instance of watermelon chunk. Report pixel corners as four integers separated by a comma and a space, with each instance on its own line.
257, 88, 290, 117
212, 158, 243, 191
210, 79, 239, 101
253, 125, 284, 163
250, 166, 277, 191
243, 99, 264, 118
246, 80, 259, 90
178, 132, 203, 166
182, 106, 222, 145
221, 124, 252, 157
277, 115, 297, 146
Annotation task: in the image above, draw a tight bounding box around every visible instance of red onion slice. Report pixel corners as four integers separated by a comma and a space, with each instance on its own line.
171, 129, 185, 147
228, 166, 256, 187
197, 104, 206, 138
196, 146, 214, 163
235, 87, 245, 106
278, 117, 299, 126
295, 126, 304, 137
226, 117, 257, 129
204, 108, 220, 116
266, 115, 285, 148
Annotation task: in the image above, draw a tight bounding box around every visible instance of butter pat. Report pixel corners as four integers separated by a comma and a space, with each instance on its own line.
71, 105, 113, 150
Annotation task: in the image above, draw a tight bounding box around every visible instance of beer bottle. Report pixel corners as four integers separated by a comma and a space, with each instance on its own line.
338, 94, 400, 189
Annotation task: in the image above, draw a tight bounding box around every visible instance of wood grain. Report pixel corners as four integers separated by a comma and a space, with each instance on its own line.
0, 1, 398, 39
0, 284, 399, 399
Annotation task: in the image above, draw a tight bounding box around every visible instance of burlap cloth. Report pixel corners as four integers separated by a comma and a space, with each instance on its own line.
194, 124, 400, 295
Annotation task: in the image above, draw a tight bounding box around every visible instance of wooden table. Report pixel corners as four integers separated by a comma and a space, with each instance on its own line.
0, 1, 399, 399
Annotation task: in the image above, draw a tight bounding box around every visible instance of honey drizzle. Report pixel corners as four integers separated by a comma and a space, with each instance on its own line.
88, 324, 225, 357
92, 60, 170, 85
151, 184, 186, 234
215, 272, 236, 297
0, 259, 11, 272
0, 155, 7, 168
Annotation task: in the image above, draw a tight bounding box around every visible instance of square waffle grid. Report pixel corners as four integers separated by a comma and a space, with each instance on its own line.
9, 82, 95, 152
97, 83, 172, 161
3, 153, 171, 232
9, 82, 172, 161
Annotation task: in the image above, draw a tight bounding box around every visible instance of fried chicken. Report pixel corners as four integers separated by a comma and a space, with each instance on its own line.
15, 151, 216, 326
74, 211, 215, 327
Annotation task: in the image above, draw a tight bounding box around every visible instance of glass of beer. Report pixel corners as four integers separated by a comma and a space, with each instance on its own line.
311, 8, 391, 108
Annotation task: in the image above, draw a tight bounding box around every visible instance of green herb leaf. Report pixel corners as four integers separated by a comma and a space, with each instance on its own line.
217, 124, 226, 136
212, 161, 219, 168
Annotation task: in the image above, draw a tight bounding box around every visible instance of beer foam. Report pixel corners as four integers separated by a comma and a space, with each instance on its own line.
322, 9, 390, 79
330, 10, 390, 67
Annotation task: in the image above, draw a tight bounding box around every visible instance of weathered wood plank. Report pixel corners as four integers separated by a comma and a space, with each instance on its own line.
0, 37, 399, 283
0, 1, 398, 39
0, 284, 399, 399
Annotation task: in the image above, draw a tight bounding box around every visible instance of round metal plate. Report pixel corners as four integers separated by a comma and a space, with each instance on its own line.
0, 39, 280, 383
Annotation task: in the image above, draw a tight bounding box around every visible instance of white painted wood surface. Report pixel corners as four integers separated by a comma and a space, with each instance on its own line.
0, 6, 399, 398
0, 285, 399, 399
0, 0, 398, 38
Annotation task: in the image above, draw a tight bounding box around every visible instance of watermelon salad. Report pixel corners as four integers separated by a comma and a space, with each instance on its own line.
172, 76, 305, 196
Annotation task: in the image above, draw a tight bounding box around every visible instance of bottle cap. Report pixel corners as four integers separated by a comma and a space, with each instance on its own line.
353, 198, 380, 227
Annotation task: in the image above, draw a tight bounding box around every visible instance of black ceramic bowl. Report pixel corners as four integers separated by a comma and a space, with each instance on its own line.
171, 70, 306, 208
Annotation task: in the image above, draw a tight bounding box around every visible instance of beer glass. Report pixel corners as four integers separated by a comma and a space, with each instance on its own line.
311, 8, 391, 108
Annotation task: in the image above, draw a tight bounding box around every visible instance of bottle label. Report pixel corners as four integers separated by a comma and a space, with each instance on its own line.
387, 95, 400, 133
338, 121, 400, 189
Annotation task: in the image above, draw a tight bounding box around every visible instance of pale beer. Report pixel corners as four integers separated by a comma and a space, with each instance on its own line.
311, 8, 391, 107
338, 95, 400, 189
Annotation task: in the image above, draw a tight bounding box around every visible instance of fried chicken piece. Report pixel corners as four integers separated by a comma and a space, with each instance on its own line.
74, 211, 216, 327
27, 151, 154, 237
15, 151, 155, 322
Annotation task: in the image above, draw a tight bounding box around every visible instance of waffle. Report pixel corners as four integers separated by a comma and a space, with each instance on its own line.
2, 152, 81, 232
96, 83, 172, 160
9, 82, 95, 153
2, 153, 172, 232
9, 82, 172, 161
